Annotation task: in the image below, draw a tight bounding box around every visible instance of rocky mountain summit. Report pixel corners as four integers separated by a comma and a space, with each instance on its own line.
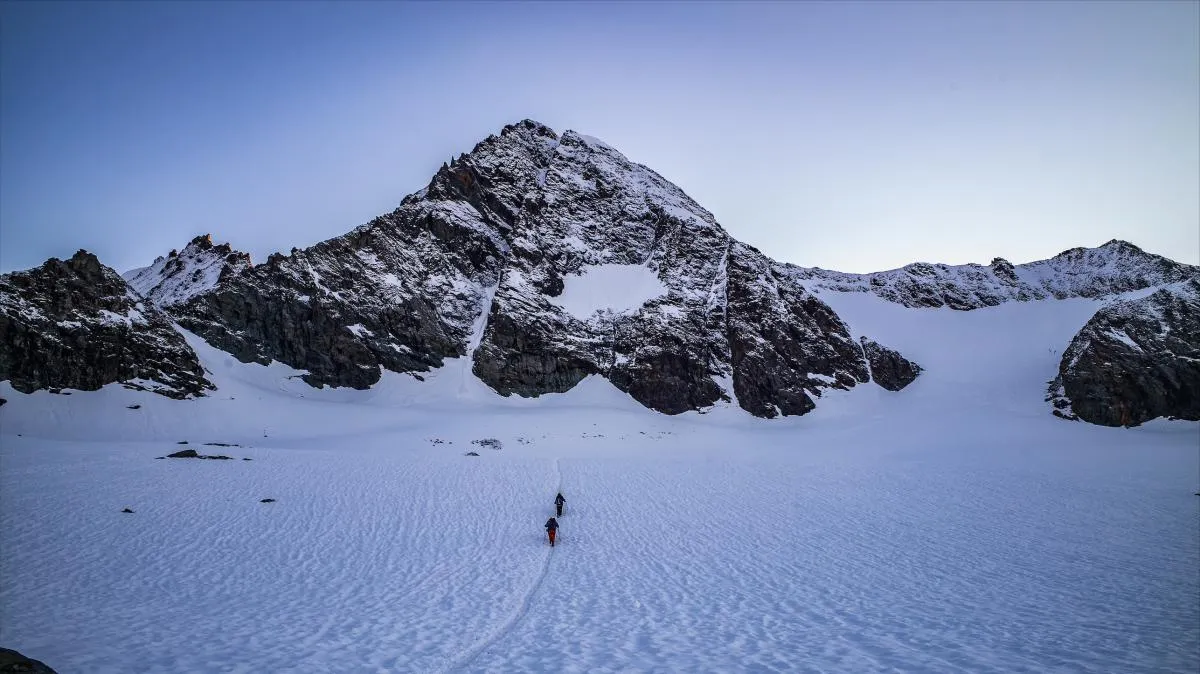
0, 250, 212, 398
791, 239, 1194, 310
2, 120, 1197, 425
157, 120, 909, 416
1047, 279, 1200, 426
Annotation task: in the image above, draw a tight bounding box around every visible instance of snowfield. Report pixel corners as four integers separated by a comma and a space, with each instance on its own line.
1, 292, 1197, 673
548, 263, 668, 321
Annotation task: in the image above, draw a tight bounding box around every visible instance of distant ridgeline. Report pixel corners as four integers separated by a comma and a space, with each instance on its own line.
1, 120, 1197, 426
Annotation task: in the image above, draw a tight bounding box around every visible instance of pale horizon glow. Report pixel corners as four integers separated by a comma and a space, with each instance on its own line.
1, 1, 1197, 275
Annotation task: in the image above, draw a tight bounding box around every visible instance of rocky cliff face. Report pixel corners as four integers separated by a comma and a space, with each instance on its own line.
1047, 279, 1200, 426
138, 120, 916, 415
791, 240, 1196, 310
0, 251, 212, 398
19, 120, 1197, 424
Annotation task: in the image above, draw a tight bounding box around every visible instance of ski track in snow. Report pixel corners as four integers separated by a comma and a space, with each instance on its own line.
447, 457, 562, 674
1, 291, 1198, 673
0, 443, 563, 673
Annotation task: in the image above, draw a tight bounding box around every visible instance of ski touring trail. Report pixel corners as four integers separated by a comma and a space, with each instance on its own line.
444, 458, 565, 674
1, 290, 1196, 672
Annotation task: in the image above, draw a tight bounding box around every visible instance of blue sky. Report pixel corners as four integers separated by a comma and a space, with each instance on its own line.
2, 1, 1197, 273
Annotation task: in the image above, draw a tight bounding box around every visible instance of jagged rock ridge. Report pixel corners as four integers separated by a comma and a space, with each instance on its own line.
1047, 279, 1200, 426
5, 120, 1196, 424
125, 234, 252, 308
790, 240, 1196, 310
150, 120, 917, 415
0, 251, 212, 398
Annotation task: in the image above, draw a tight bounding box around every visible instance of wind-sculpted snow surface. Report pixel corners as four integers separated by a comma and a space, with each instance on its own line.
790, 239, 1197, 310
1050, 279, 1200, 426
2, 288, 1197, 673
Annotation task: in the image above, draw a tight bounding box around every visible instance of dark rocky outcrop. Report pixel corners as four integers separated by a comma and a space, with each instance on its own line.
0, 251, 212, 398
455, 124, 875, 416
0, 647, 58, 673
860, 337, 922, 391
1050, 279, 1200, 426
166, 448, 234, 459
725, 244, 869, 417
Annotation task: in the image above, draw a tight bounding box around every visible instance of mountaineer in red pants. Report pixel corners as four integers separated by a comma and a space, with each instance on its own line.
545, 517, 559, 546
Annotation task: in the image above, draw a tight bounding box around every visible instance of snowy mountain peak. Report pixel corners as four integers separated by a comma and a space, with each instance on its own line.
111, 120, 911, 415
124, 234, 251, 308
7, 120, 1195, 426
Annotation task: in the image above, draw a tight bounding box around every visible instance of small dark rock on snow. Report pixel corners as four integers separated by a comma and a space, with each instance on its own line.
471, 438, 502, 450
242, 457, 253, 461
127, 404, 141, 409
0, 398, 7, 406
166, 448, 234, 460
121, 508, 134, 513
176, 440, 189, 444
465, 451, 480, 456
260, 498, 276, 503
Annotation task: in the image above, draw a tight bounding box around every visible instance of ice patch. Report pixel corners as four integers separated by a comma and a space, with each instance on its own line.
1105, 328, 1142, 351
549, 264, 667, 321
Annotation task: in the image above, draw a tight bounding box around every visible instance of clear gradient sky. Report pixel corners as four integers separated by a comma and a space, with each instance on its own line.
1, 1, 1197, 274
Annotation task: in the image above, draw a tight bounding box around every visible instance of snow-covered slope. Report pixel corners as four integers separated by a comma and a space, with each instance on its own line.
2, 285, 1196, 673
790, 239, 1196, 310
123, 234, 251, 308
